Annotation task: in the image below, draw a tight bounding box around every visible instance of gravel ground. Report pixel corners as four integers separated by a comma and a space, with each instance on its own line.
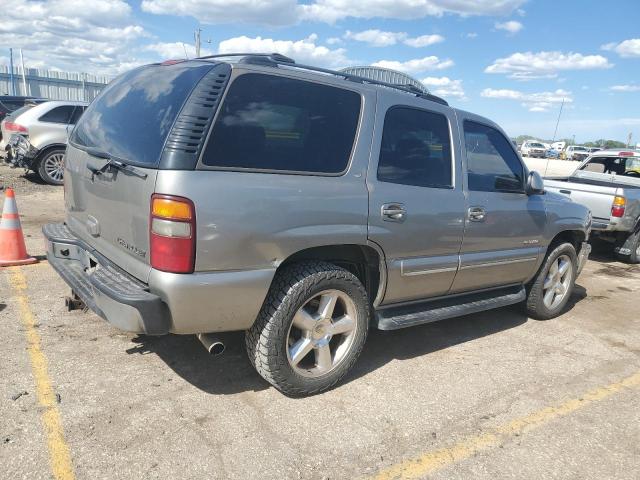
0, 164, 53, 195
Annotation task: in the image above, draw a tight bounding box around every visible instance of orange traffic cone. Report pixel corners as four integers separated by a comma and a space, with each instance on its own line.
0, 188, 37, 266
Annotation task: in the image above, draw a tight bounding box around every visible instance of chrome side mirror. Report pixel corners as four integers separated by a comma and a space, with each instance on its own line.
526, 171, 545, 195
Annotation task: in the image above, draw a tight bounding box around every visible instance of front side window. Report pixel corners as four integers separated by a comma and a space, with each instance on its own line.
39, 105, 75, 124
377, 107, 452, 188
202, 74, 361, 174
464, 121, 524, 193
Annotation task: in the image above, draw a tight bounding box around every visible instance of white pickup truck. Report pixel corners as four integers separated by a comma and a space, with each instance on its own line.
545, 149, 640, 263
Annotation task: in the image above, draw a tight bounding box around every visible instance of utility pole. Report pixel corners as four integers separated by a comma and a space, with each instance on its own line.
551, 98, 564, 142
19, 49, 27, 96
9, 48, 15, 95
194, 28, 202, 58
627, 132, 633, 148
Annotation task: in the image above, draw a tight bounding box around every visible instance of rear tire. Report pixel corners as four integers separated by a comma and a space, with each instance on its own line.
245, 261, 370, 396
526, 242, 577, 320
615, 230, 640, 264
37, 148, 65, 186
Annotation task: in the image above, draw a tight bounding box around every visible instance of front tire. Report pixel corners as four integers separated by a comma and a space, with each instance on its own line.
245, 261, 370, 396
37, 148, 66, 186
526, 242, 577, 320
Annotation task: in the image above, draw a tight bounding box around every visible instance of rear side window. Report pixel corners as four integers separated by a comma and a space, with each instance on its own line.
377, 107, 452, 188
202, 74, 361, 174
71, 64, 213, 166
39, 105, 75, 124
464, 121, 524, 193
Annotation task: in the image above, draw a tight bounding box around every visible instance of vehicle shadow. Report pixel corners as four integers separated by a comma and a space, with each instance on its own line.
126, 331, 270, 395
124, 289, 586, 396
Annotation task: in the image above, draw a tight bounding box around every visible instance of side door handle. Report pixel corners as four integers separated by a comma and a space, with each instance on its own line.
468, 206, 486, 222
381, 203, 407, 222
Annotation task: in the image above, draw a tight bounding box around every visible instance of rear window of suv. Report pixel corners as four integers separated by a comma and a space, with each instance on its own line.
70, 63, 213, 166
201, 73, 362, 174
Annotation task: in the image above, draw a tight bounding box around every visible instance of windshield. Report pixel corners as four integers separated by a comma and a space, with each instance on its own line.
573, 146, 587, 151
530, 143, 544, 148
70, 63, 212, 166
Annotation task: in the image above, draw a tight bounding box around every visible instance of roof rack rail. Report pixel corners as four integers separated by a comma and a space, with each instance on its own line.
195, 53, 449, 106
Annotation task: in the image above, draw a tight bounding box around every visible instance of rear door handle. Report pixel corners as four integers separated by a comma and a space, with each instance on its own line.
559, 189, 572, 195
468, 206, 486, 222
381, 203, 407, 222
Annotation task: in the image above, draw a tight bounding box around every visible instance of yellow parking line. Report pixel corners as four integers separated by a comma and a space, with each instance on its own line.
372, 370, 640, 480
8, 267, 75, 480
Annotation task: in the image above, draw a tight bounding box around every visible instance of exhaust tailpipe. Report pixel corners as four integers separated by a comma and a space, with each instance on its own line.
197, 333, 225, 356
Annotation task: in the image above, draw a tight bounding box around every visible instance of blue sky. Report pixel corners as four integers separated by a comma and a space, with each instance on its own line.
3, 0, 639, 142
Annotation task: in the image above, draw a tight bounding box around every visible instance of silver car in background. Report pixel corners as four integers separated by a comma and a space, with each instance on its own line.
1, 100, 88, 185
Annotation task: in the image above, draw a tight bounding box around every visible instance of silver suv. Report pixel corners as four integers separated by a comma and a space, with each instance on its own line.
2, 100, 88, 185
44, 54, 592, 396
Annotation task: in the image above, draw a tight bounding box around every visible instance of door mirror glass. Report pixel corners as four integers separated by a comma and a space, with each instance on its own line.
526, 171, 545, 195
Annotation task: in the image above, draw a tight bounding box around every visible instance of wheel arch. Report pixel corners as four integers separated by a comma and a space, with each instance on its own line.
548, 230, 586, 253
276, 244, 386, 306
34, 143, 67, 166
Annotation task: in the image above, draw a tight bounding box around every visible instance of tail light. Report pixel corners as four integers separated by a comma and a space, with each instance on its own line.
611, 196, 626, 218
4, 121, 28, 133
150, 194, 196, 273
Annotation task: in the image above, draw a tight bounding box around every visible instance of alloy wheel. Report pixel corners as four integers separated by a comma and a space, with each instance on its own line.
44, 152, 65, 182
286, 289, 358, 378
542, 254, 573, 310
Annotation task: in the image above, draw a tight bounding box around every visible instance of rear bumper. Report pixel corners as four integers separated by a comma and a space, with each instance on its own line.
43, 223, 276, 335
43, 223, 172, 335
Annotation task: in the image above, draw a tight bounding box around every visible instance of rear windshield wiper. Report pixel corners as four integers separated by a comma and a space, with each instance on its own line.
86, 148, 148, 179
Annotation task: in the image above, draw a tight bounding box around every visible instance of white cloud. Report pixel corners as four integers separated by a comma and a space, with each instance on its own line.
372, 56, 454, 74
298, 0, 527, 24
0, 0, 148, 74
141, 0, 299, 26
344, 29, 407, 47
144, 42, 213, 60
344, 30, 444, 48
421, 76, 465, 99
466, 32, 478, 39
481, 88, 572, 112
142, 0, 526, 26
601, 38, 640, 58
217, 35, 351, 69
326, 37, 343, 45
485, 51, 613, 80
404, 34, 445, 48
494, 20, 523, 34
610, 84, 640, 92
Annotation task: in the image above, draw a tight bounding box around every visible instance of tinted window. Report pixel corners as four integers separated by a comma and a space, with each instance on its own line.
69, 106, 85, 124
71, 64, 212, 166
377, 107, 452, 188
464, 121, 524, 193
39, 105, 75, 124
202, 74, 361, 174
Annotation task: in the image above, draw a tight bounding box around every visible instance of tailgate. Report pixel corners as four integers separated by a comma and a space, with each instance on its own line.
545, 178, 616, 220
64, 145, 158, 282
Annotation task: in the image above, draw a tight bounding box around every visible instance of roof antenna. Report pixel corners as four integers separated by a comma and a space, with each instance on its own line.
545, 97, 565, 177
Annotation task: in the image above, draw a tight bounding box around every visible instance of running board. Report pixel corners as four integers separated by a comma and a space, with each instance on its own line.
375, 286, 526, 331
